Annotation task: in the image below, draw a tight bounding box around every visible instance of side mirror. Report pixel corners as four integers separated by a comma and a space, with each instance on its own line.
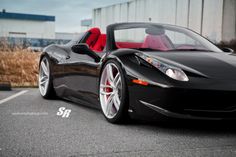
221, 47, 234, 53
71, 43, 101, 62
71, 43, 90, 54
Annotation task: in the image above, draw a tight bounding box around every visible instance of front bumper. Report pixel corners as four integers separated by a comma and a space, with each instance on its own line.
139, 100, 236, 120
128, 83, 236, 120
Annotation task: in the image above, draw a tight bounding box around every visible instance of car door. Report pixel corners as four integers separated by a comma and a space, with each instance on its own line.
63, 47, 103, 108
49, 45, 71, 97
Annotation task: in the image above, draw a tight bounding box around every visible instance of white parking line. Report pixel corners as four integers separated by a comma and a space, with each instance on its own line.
0, 90, 28, 104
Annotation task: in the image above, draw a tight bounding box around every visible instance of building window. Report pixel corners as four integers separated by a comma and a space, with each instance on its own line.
9, 32, 26, 38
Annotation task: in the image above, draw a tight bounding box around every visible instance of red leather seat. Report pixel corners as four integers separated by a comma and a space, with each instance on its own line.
142, 35, 173, 51
92, 34, 106, 52
85, 27, 107, 52
86, 28, 101, 49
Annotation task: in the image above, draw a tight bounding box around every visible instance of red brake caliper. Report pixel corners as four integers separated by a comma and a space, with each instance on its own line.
106, 80, 112, 100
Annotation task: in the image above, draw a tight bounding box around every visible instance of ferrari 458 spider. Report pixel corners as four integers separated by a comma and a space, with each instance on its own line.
39, 22, 236, 123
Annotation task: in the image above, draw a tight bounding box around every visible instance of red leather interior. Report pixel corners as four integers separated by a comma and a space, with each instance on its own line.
86, 28, 101, 49
85, 27, 174, 52
92, 34, 107, 52
85, 28, 107, 52
142, 35, 173, 51
116, 42, 143, 49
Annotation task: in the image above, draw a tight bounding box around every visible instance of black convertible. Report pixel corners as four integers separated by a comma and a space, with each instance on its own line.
39, 22, 236, 123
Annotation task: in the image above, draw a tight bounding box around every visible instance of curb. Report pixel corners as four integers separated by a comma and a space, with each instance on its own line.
0, 82, 12, 91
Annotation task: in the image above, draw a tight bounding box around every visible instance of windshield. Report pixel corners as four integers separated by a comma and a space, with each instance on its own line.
114, 25, 222, 52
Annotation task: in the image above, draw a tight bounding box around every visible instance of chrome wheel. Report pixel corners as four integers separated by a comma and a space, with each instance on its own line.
100, 63, 122, 119
39, 57, 50, 96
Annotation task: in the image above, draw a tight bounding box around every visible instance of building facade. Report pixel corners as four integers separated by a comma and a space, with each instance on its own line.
0, 11, 75, 48
0, 11, 55, 39
93, 0, 236, 43
55, 32, 81, 41
81, 19, 93, 32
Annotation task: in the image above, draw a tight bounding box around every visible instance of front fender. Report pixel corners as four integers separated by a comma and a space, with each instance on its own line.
99, 49, 142, 79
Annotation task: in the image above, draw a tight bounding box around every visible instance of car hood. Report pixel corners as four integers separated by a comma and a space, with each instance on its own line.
145, 51, 236, 80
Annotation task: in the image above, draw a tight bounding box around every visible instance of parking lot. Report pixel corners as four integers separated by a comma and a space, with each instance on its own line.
0, 88, 236, 156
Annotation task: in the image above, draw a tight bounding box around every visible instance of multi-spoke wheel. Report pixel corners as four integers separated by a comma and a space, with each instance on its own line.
39, 56, 55, 99
99, 60, 128, 123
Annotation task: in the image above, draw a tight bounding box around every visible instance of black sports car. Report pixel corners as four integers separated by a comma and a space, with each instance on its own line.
39, 22, 236, 123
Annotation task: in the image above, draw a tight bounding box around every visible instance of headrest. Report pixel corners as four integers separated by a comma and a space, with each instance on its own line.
89, 27, 101, 35
86, 28, 101, 47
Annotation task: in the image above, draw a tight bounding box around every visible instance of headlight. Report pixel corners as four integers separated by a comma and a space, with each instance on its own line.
137, 53, 189, 82
165, 68, 189, 81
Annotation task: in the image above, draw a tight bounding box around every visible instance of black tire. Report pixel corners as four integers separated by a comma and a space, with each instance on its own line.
38, 56, 56, 99
99, 59, 129, 124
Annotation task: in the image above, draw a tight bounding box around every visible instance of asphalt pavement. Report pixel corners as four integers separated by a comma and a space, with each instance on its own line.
0, 88, 236, 157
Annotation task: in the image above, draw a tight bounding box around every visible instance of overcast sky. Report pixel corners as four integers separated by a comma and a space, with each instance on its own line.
0, 0, 130, 33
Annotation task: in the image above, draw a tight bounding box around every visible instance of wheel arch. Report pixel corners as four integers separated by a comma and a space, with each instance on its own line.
99, 49, 141, 79
99, 55, 128, 84
39, 44, 59, 65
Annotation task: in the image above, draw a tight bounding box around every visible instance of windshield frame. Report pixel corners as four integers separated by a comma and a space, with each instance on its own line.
106, 22, 222, 53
